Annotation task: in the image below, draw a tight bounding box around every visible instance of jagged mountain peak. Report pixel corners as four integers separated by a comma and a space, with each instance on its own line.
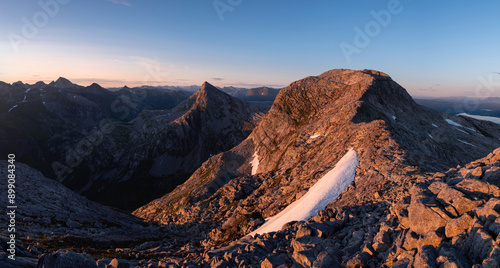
48, 77, 79, 89
200, 81, 220, 93
189, 81, 239, 110
12, 81, 26, 86
87, 83, 104, 90
32, 81, 47, 88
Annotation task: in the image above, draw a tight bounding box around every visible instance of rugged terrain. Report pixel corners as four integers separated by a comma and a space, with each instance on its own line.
3, 69, 500, 267
134, 69, 500, 239
66, 82, 267, 210
0, 79, 266, 210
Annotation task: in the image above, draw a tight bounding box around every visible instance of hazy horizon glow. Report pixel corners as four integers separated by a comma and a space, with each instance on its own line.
1, 1, 500, 96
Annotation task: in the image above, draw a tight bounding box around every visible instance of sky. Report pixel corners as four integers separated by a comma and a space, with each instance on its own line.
1, 0, 500, 97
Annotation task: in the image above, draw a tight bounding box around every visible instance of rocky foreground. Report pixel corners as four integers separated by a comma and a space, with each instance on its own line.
190, 147, 500, 267
4, 147, 500, 267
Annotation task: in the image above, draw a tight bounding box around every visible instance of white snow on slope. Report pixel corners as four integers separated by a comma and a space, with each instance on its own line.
445, 118, 477, 133
25, 88, 31, 93
458, 139, 476, 147
249, 149, 359, 236
446, 119, 463, 128
432, 124, 438, 128
310, 134, 321, 139
428, 134, 433, 139
8, 95, 27, 113
459, 113, 500, 125
8, 104, 18, 113
250, 152, 259, 175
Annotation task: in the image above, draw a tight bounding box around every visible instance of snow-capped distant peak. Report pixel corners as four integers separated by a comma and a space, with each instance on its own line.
249, 149, 359, 236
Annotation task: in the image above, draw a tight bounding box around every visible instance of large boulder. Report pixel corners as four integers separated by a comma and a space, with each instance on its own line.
408, 187, 450, 235
37, 250, 96, 268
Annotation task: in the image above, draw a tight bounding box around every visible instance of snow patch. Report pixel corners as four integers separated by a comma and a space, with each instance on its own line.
8, 104, 18, 113
428, 134, 433, 139
250, 152, 259, 175
310, 134, 321, 139
7, 95, 27, 113
458, 139, 476, 147
445, 118, 477, 133
249, 149, 359, 236
25, 88, 31, 93
459, 113, 500, 125
445, 119, 463, 128
392, 116, 396, 120
432, 124, 438, 128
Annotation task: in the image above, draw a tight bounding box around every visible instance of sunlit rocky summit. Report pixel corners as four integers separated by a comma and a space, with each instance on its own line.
2, 69, 500, 267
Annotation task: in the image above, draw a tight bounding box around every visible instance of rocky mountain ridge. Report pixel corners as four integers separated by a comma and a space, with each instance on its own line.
134, 70, 500, 242
3, 69, 500, 267
0, 78, 267, 210
77, 82, 267, 209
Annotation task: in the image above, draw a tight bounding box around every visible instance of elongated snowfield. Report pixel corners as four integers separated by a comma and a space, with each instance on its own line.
249, 149, 359, 236
251, 152, 259, 175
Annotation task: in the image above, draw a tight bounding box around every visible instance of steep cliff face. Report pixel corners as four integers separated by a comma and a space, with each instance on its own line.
134, 69, 500, 245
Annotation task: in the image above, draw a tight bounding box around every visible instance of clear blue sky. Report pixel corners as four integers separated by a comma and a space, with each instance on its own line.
1, 0, 499, 97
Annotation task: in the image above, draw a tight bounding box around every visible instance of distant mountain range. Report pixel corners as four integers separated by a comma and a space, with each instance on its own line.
3, 71, 500, 267
415, 96, 500, 117
0, 78, 281, 210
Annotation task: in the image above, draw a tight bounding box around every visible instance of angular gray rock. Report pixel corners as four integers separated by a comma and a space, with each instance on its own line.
37, 250, 96, 268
